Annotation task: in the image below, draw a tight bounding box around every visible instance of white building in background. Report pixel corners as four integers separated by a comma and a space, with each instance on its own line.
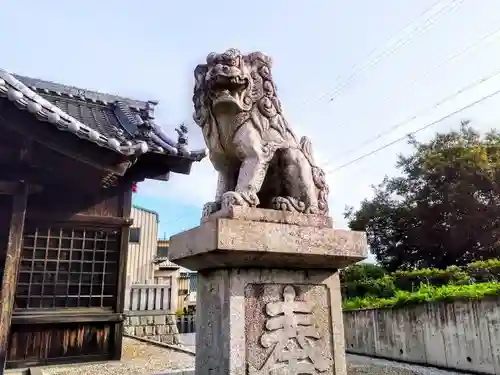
126, 205, 159, 286
125, 204, 198, 313
154, 239, 197, 313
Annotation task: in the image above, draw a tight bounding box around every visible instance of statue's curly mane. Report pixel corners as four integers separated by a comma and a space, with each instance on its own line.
193, 49, 329, 216
192, 51, 298, 153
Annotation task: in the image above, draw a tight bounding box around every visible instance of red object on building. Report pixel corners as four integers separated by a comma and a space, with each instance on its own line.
132, 183, 138, 193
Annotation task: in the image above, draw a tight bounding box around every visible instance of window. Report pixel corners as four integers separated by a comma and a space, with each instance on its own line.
129, 227, 141, 243
15, 227, 119, 309
189, 273, 198, 292
157, 245, 169, 258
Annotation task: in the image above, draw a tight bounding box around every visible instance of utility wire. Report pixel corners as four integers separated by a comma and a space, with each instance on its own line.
162, 1, 469, 223
162, 83, 500, 227
294, 0, 464, 115
324, 86, 500, 174
174, 28, 500, 223
186, 1, 469, 160
185, 1, 467, 147
164, 75, 500, 224
322, 58, 500, 169
325, 0, 465, 105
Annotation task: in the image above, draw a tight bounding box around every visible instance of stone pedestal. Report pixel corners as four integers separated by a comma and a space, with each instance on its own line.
169, 207, 367, 375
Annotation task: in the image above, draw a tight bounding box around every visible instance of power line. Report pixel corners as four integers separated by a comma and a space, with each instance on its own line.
160, 84, 500, 226
324, 86, 500, 174
325, 0, 465, 106
163, 1, 469, 223
289, 0, 463, 115
322, 57, 500, 168
174, 38, 500, 222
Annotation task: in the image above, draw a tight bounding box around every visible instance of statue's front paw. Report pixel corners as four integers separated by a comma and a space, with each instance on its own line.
202, 201, 221, 217
237, 190, 260, 207
221, 190, 259, 210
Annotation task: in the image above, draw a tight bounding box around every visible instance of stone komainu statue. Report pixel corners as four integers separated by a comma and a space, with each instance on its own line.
193, 48, 329, 217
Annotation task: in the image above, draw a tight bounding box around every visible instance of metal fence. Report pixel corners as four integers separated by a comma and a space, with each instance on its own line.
124, 284, 172, 312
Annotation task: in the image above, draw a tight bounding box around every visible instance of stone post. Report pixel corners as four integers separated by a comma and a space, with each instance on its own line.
169, 206, 367, 375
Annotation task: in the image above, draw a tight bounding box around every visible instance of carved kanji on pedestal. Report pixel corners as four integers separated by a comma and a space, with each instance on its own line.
249, 285, 329, 375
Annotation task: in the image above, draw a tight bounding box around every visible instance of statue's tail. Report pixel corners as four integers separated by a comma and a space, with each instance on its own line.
299, 136, 330, 214
299, 136, 316, 166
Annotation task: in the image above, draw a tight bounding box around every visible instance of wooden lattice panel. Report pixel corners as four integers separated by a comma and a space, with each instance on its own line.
15, 227, 119, 309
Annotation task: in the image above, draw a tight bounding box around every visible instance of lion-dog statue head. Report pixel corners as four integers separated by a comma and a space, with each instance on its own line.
192, 48, 329, 216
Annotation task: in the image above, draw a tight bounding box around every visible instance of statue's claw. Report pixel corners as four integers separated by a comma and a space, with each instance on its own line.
221, 190, 259, 210
202, 201, 221, 218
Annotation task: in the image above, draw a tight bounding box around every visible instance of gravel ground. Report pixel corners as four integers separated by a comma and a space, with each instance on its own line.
176, 334, 472, 375
347, 354, 472, 375
36, 338, 473, 375
40, 337, 194, 375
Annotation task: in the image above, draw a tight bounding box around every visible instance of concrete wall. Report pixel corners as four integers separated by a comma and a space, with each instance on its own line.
124, 312, 180, 345
126, 205, 159, 285
344, 297, 500, 374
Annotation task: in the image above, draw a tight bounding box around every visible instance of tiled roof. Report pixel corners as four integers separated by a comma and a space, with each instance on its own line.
0, 70, 207, 161
154, 257, 180, 269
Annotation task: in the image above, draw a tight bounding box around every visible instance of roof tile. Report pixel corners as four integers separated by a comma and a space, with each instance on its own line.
0, 70, 207, 161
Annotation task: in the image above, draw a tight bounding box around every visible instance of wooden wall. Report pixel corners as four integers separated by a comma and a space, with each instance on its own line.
27, 185, 122, 218
5, 183, 132, 368
7, 322, 113, 368
0, 103, 171, 369
0, 196, 12, 282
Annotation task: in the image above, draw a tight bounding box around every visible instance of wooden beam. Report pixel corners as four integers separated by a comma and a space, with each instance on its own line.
0, 164, 102, 193
0, 182, 28, 374
0, 181, 42, 196
111, 185, 133, 360
12, 312, 123, 325
0, 102, 132, 176
25, 213, 133, 228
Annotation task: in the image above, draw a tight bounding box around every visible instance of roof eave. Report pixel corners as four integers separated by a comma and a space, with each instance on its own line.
0, 70, 151, 156
2, 70, 208, 163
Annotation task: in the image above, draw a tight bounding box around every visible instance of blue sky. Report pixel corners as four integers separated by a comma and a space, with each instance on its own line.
4, 1, 500, 260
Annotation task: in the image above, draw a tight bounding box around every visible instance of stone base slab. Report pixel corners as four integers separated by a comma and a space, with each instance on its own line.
169, 216, 367, 271
201, 206, 334, 228
195, 268, 347, 375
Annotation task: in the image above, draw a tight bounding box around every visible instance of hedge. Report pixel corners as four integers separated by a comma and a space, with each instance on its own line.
342, 281, 500, 311
340, 258, 500, 300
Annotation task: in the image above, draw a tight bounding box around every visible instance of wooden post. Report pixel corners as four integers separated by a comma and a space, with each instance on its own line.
0, 182, 28, 373
111, 185, 133, 360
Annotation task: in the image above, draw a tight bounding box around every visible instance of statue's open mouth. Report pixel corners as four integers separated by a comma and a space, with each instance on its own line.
208, 75, 249, 107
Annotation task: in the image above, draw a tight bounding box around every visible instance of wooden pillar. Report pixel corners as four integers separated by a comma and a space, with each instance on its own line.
0, 182, 28, 374
111, 186, 133, 360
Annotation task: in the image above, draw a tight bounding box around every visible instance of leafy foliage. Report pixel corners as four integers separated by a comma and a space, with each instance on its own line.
340, 263, 387, 283
345, 123, 500, 270
342, 282, 500, 311
467, 258, 500, 282
340, 258, 500, 301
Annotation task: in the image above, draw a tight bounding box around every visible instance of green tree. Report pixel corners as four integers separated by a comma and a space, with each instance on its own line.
345, 122, 500, 271
340, 263, 387, 283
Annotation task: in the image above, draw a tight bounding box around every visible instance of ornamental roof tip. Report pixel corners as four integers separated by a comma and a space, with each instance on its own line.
0, 69, 207, 161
